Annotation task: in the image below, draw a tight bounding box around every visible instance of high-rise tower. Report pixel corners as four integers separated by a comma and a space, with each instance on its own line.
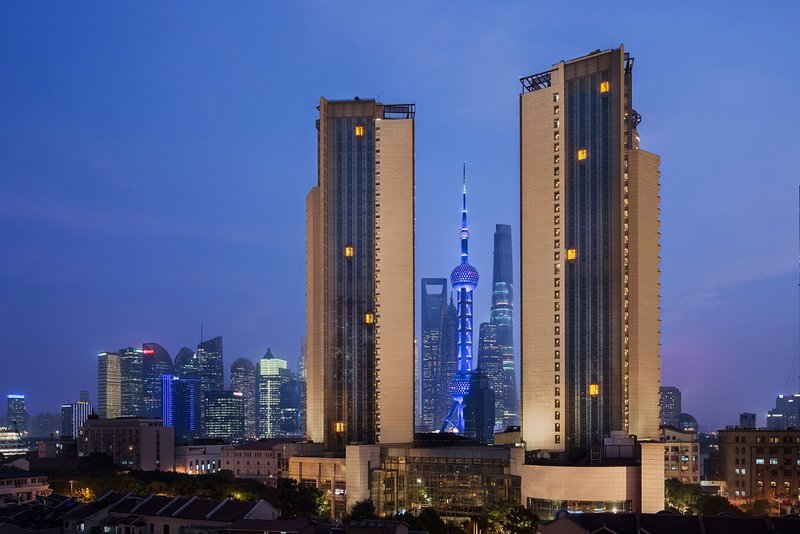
258, 348, 288, 438
490, 224, 519, 428
97, 351, 121, 420
441, 167, 479, 434
420, 278, 448, 431
119, 347, 144, 417
519, 45, 661, 454
197, 336, 224, 394
306, 98, 415, 451
142, 343, 173, 418
230, 357, 258, 439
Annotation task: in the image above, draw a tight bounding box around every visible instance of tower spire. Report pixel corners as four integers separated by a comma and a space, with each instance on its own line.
460, 161, 469, 264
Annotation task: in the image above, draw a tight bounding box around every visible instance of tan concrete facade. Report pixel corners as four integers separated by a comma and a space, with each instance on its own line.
519, 68, 565, 453
627, 149, 661, 441
373, 118, 415, 445
288, 455, 347, 519
305, 98, 415, 452
519, 46, 661, 453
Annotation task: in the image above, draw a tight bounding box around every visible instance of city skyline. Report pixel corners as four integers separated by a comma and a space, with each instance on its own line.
2, 2, 799, 429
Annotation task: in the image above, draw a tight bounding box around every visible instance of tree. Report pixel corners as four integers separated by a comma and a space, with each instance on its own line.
665, 479, 742, 516
348, 499, 377, 521
265, 478, 327, 518
484, 500, 539, 534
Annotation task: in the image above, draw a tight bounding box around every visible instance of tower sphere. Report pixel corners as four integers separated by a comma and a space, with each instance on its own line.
451, 263, 479, 292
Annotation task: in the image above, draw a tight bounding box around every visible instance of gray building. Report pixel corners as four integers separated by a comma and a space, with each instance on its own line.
230, 357, 258, 439
420, 278, 448, 432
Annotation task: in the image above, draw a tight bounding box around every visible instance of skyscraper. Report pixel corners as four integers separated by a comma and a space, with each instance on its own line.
439, 296, 458, 427
464, 368, 495, 445
142, 343, 173, 418
197, 336, 224, 395
442, 169, 480, 434
161, 375, 201, 441
6, 395, 28, 435
258, 348, 288, 438
62, 400, 92, 438
174, 346, 200, 380
490, 224, 519, 428
280, 378, 303, 437
477, 322, 504, 431
420, 278, 448, 432
98, 352, 122, 419
520, 45, 661, 454
230, 357, 258, 439
203, 390, 244, 442
119, 347, 144, 417
298, 337, 307, 436
306, 98, 415, 451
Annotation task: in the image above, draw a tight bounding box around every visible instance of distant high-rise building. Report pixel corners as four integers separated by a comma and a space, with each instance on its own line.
478, 322, 504, 431
203, 390, 244, 442
280, 378, 303, 437
142, 343, 173, 418
62, 400, 93, 438
258, 348, 288, 438
119, 347, 144, 417
464, 368, 495, 445
774, 394, 800, 429
520, 45, 661, 453
79, 390, 90, 404
6, 395, 27, 435
420, 278, 448, 432
230, 358, 258, 439
61, 404, 73, 437
161, 375, 201, 442
739, 412, 757, 429
306, 98, 415, 451
97, 351, 122, 419
174, 346, 200, 380
659, 386, 682, 426
197, 336, 224, 395
490, 224, 518, 428
439, 296, 458, 426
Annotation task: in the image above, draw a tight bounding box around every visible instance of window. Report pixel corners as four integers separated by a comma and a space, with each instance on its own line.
555, 398, 560, 408
554, 143, 560, 152
756, 458, 765, 465
335, 421, 345, 433
577, 148, 587, 161
555, 411, 560, 420
554, 118, 560, 128
567, 248, 577, 261
769, 458, 778, 465
364, 313, 375, 324
344, 245, 354, 257
554, 105, 559, 114
555, 434, 561, 444
600, 81, 610, 93
554, 167, 560, 176
355, 125, 365, 137
554, 349, 560, 358
555, 387, 560, 396
554, 154, 560, 164
590, 384, 600, 396
553, 93, 559, 103
555, 423, 560, 432
554, 132, 560, 141
555, 362, 560, 371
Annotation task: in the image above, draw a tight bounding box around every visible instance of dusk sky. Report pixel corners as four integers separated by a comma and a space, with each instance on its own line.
1, 2, 799, 430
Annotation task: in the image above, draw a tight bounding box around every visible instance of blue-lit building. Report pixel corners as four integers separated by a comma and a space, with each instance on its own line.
162, 374, 201, 442
6, 394, 28, 435
442, 169, 479, 434
490, 224, 519, 429
143, 343, 173, 418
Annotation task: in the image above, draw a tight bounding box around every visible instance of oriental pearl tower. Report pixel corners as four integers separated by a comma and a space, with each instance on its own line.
441, 164, 479, 434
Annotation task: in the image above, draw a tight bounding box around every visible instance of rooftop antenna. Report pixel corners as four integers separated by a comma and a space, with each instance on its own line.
200, 321, 204, 344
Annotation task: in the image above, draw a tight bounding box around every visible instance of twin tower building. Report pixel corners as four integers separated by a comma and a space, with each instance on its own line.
305, 46, 661, 462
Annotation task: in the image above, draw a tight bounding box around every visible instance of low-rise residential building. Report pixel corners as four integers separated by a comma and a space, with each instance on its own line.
0, 466, 50, 506
661, 425, 700, 483
174, 442, 225, 475
63, 493, 280, 534
718, 427, 800, 503
78, 418, 174, 471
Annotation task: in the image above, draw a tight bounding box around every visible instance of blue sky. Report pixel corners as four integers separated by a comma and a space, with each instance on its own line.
1, 1, 799, 429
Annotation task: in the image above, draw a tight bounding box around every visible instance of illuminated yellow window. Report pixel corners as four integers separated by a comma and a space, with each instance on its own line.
590, 384, 600, 396
600, 81, 610, 93
355, 125, 365, 137
364, 312, 375, 324
335, 421, 344, 433
344, 245, 354, 257
577, 149, 587, 161
567, 248, 577, 261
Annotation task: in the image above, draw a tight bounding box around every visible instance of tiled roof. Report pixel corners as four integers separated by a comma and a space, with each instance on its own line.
209, 500, 257, 522
226, 519, 317, 532
543, 513, 800, 534
63, 492, 127, 520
